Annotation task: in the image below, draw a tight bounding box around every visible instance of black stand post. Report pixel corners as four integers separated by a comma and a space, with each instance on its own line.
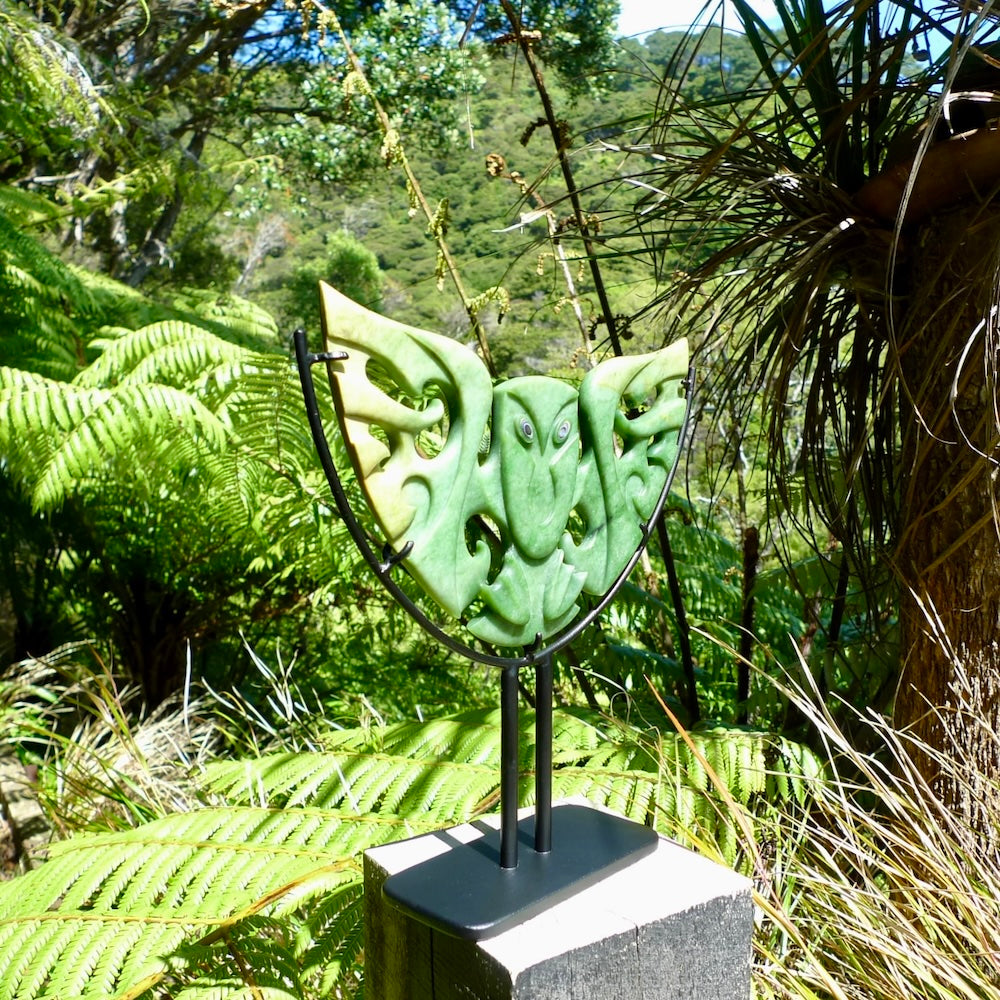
501, 653, 553, 866
534, 653, 552, 854
500, 663, 519, 870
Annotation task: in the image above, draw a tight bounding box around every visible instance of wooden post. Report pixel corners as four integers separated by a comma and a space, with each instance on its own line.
364, 804, 753, 1000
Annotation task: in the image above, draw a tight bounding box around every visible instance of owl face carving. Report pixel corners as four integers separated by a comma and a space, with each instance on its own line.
491, 378, 580, 561
319, 282, 688, 648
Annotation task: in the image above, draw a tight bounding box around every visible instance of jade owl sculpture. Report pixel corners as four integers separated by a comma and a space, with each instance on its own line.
319, 282, 689, 648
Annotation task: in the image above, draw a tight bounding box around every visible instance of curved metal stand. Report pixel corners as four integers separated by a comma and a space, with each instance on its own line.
294, 327, 693, 938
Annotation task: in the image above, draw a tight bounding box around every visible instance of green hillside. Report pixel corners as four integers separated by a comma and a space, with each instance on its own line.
238, 27, 761, 375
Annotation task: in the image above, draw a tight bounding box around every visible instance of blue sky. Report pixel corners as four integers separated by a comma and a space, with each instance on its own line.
616, 0, 778, 38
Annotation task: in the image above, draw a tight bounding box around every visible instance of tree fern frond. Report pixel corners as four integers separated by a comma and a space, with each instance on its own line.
0, 702, 822, 1000
171, 289, 280, 349
205, 707, 819, 859
0, 375, 101, 487
71, 331, 340, 576
370, 707, 502, 759
295, 883, 364, 996
223, 361, 319, 465
158, 918, 306, 999
213, 747, 500, 822
1, 7, 104, 135
0, 213, 83, 303
4, 328, 80, 381
191, 356, 276, 413
0, 373, 232, 510
0, 212, 90, 379
36, 384, 229, 509
79, 322, 253, 390
0, 366, 49, 392
0, 184, 64, 227
0, 803, 426, 1000
72, 269, 174, 334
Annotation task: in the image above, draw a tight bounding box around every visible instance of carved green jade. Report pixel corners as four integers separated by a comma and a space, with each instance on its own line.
320, 282, 689, 647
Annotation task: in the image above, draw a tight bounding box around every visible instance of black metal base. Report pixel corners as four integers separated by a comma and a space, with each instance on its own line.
382, 803, 659, 940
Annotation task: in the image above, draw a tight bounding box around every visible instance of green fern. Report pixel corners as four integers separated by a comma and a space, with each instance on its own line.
0, 8, 104, 141
0, 212, 91, 380
0, 185, 64, 227
0, 805, 410, 1000
206, 706, 820, 851
0, 312, 320, 538
71, 268, 179, 335
0, 705, 819, 999
171, 289, 280, 348
0, 371, 231, 511
78, 322, 255, 390
0, 287, 361, 702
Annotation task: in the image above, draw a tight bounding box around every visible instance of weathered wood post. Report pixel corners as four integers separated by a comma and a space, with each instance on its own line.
364, 806, 753, 1000
297, 288, 750, 1000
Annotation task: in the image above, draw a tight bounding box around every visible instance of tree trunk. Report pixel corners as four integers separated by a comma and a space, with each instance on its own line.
124, 130, 207, 287
894, 200, 1000, 830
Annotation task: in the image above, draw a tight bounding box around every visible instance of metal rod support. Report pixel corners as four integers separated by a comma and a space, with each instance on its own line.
534, 654, 553, 854
500, 664, 520, 870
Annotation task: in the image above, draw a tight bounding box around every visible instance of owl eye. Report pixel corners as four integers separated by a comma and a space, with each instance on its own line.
553, 419, 572, 445
517, 416, 535, 442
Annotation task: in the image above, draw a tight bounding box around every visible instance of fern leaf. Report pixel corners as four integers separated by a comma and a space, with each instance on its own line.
0, 184, 64, 227
296, 884, 365, 995
79, 321, 252, 390
0, 805, 403, 1000
175, 289, 280, 347
0, 374, 231, 510
0, 709, 822, 999
0, 212, 82, 302
0, 366, 49, 392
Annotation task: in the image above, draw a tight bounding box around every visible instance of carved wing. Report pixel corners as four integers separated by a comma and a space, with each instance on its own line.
319, 282, 493, 617
566, 340, 689, 595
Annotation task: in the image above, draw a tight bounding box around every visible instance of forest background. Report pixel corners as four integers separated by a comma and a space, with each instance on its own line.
1, 0, 800, 721
2, 1, 1000, 998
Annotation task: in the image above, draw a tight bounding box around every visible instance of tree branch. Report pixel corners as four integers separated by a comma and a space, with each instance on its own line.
319, 2, 498, 375
496, 0, 623, 357
855, 127, 1000, 225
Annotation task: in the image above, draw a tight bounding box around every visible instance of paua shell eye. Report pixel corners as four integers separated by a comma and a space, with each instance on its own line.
517, 416, 535, 442
553, 419, 572, 445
